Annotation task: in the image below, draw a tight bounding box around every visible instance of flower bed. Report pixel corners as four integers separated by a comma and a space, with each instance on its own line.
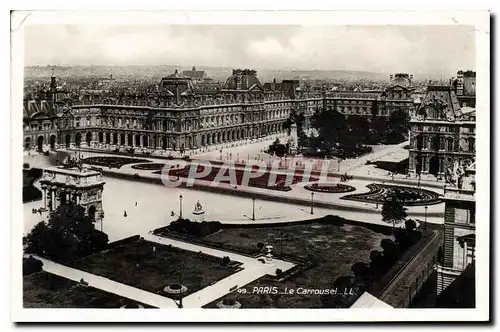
340, 183, 441, 206
162, 164, 318, 192
131, 163, 166, 171
304, 183, 356, 193
82, 156, 150, 169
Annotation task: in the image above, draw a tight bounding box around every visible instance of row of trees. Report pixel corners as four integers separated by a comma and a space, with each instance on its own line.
321, 219, 421, 308
284, 107, 409, 159
24, 204, 109, 263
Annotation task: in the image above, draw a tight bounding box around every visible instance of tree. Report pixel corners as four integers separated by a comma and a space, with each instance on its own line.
257, 242, 265, 251
405, 219, 417, 232
347, 115, 370, 143
312, 108, 346, 154
381, 196, 408, 230
386, 109, 410, 144
23, 256, 43, 275
24, 203, 109, 263
221, 256, 230, 266
370, 117, 387, 143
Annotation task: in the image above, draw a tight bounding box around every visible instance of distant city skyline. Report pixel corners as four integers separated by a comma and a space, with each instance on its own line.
24, 25, 475, 77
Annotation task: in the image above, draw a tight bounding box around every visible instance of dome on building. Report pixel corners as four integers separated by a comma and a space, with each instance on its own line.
389, 73, 413, 88
223, 69, 263, 90
164, 69, 188, 79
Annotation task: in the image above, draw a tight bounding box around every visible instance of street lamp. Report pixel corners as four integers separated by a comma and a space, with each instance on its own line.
424, 205, 428, 230
310, 192, 314, 215
252, 198, 256, 221
179, 195, 183, 219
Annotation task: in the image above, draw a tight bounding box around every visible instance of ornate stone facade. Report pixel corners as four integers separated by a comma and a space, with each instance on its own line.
436, 163, 475, 294
23, 70, 417, 152
38, 166, 105, 222
408, 85, 476, 180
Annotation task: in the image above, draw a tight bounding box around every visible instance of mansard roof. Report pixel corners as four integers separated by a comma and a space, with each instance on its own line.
416, 85, 462, 121
23, 100, 57, 119
222, 69, 263, 91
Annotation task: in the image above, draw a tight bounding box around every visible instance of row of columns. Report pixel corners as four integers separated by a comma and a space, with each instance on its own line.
409, 153, 445, 175
42, 187, 81, 211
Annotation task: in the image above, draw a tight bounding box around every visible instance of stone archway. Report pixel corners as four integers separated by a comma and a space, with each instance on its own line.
201, 134, 206, 146
37, 136, 44, 151
49, 134, 56, 150
98, 132, 104, 144
135, 134, 140, 146
429, 156, 439, 176
25, 137, 31, 150
65, 134, 71, 148
58, 192, 67, 205
86, 132, 92, 147
217, 132, 221, 143
88, 205, 97, 220
128, 134, 133, 147
120, 133, 125, 145
112, 133, 118, 145
143, 135, 149, 148
105, 133, 111, 144
75, 133, 82, 147
162, 136, 167, 149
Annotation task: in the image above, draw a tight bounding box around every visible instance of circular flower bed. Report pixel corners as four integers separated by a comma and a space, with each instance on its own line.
341, 183, 441, 206
216, 299, 242, 309
131, 163, 166, 170
304, 183, 356, 193
163, 284, 188, 295
82, 156, 150, 169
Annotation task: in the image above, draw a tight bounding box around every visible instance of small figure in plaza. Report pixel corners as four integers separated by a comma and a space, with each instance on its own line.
135, 201, 138, 207
124, 210, 127, 217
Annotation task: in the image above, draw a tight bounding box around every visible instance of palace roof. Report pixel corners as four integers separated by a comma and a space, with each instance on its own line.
222, 69, 263, 91
23, 100, 57, 119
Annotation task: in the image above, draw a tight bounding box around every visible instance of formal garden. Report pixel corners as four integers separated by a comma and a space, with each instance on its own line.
67, 238, 239, 298
155, 163, 318, 192
131, 163, 166, 171
190, 216, 430, 308
82, 156, 150, 169
341, 183, 442, 206
150, 213, 431, 308
304, 182, 356, 193
23, 258, 152, 308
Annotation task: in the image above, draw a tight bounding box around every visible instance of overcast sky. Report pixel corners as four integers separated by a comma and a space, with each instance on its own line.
24, 25, 475, 76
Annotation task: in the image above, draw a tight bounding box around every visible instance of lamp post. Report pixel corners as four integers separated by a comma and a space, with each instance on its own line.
252, 198, 256, 221
417, 173, 421, 187
310, 192, 314, 215
424, 205, 428, 230
179, 194, 183, 219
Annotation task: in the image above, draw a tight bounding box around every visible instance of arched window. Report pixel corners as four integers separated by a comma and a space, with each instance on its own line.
447, 138, 454, 151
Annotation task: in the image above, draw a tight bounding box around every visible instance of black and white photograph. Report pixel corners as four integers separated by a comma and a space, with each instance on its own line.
9, 10, 490, 322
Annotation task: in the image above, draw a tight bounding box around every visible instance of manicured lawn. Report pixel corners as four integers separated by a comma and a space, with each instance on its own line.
23, 271, 153, 308
69, 239, 237, 297
201, 222, 390, 308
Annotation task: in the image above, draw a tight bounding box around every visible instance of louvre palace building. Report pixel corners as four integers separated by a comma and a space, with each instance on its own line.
408, 71, 476, 181
23, 68, 417, 152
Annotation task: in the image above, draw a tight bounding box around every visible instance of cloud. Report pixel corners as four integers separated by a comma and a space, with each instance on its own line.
23, 24, 475, 76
